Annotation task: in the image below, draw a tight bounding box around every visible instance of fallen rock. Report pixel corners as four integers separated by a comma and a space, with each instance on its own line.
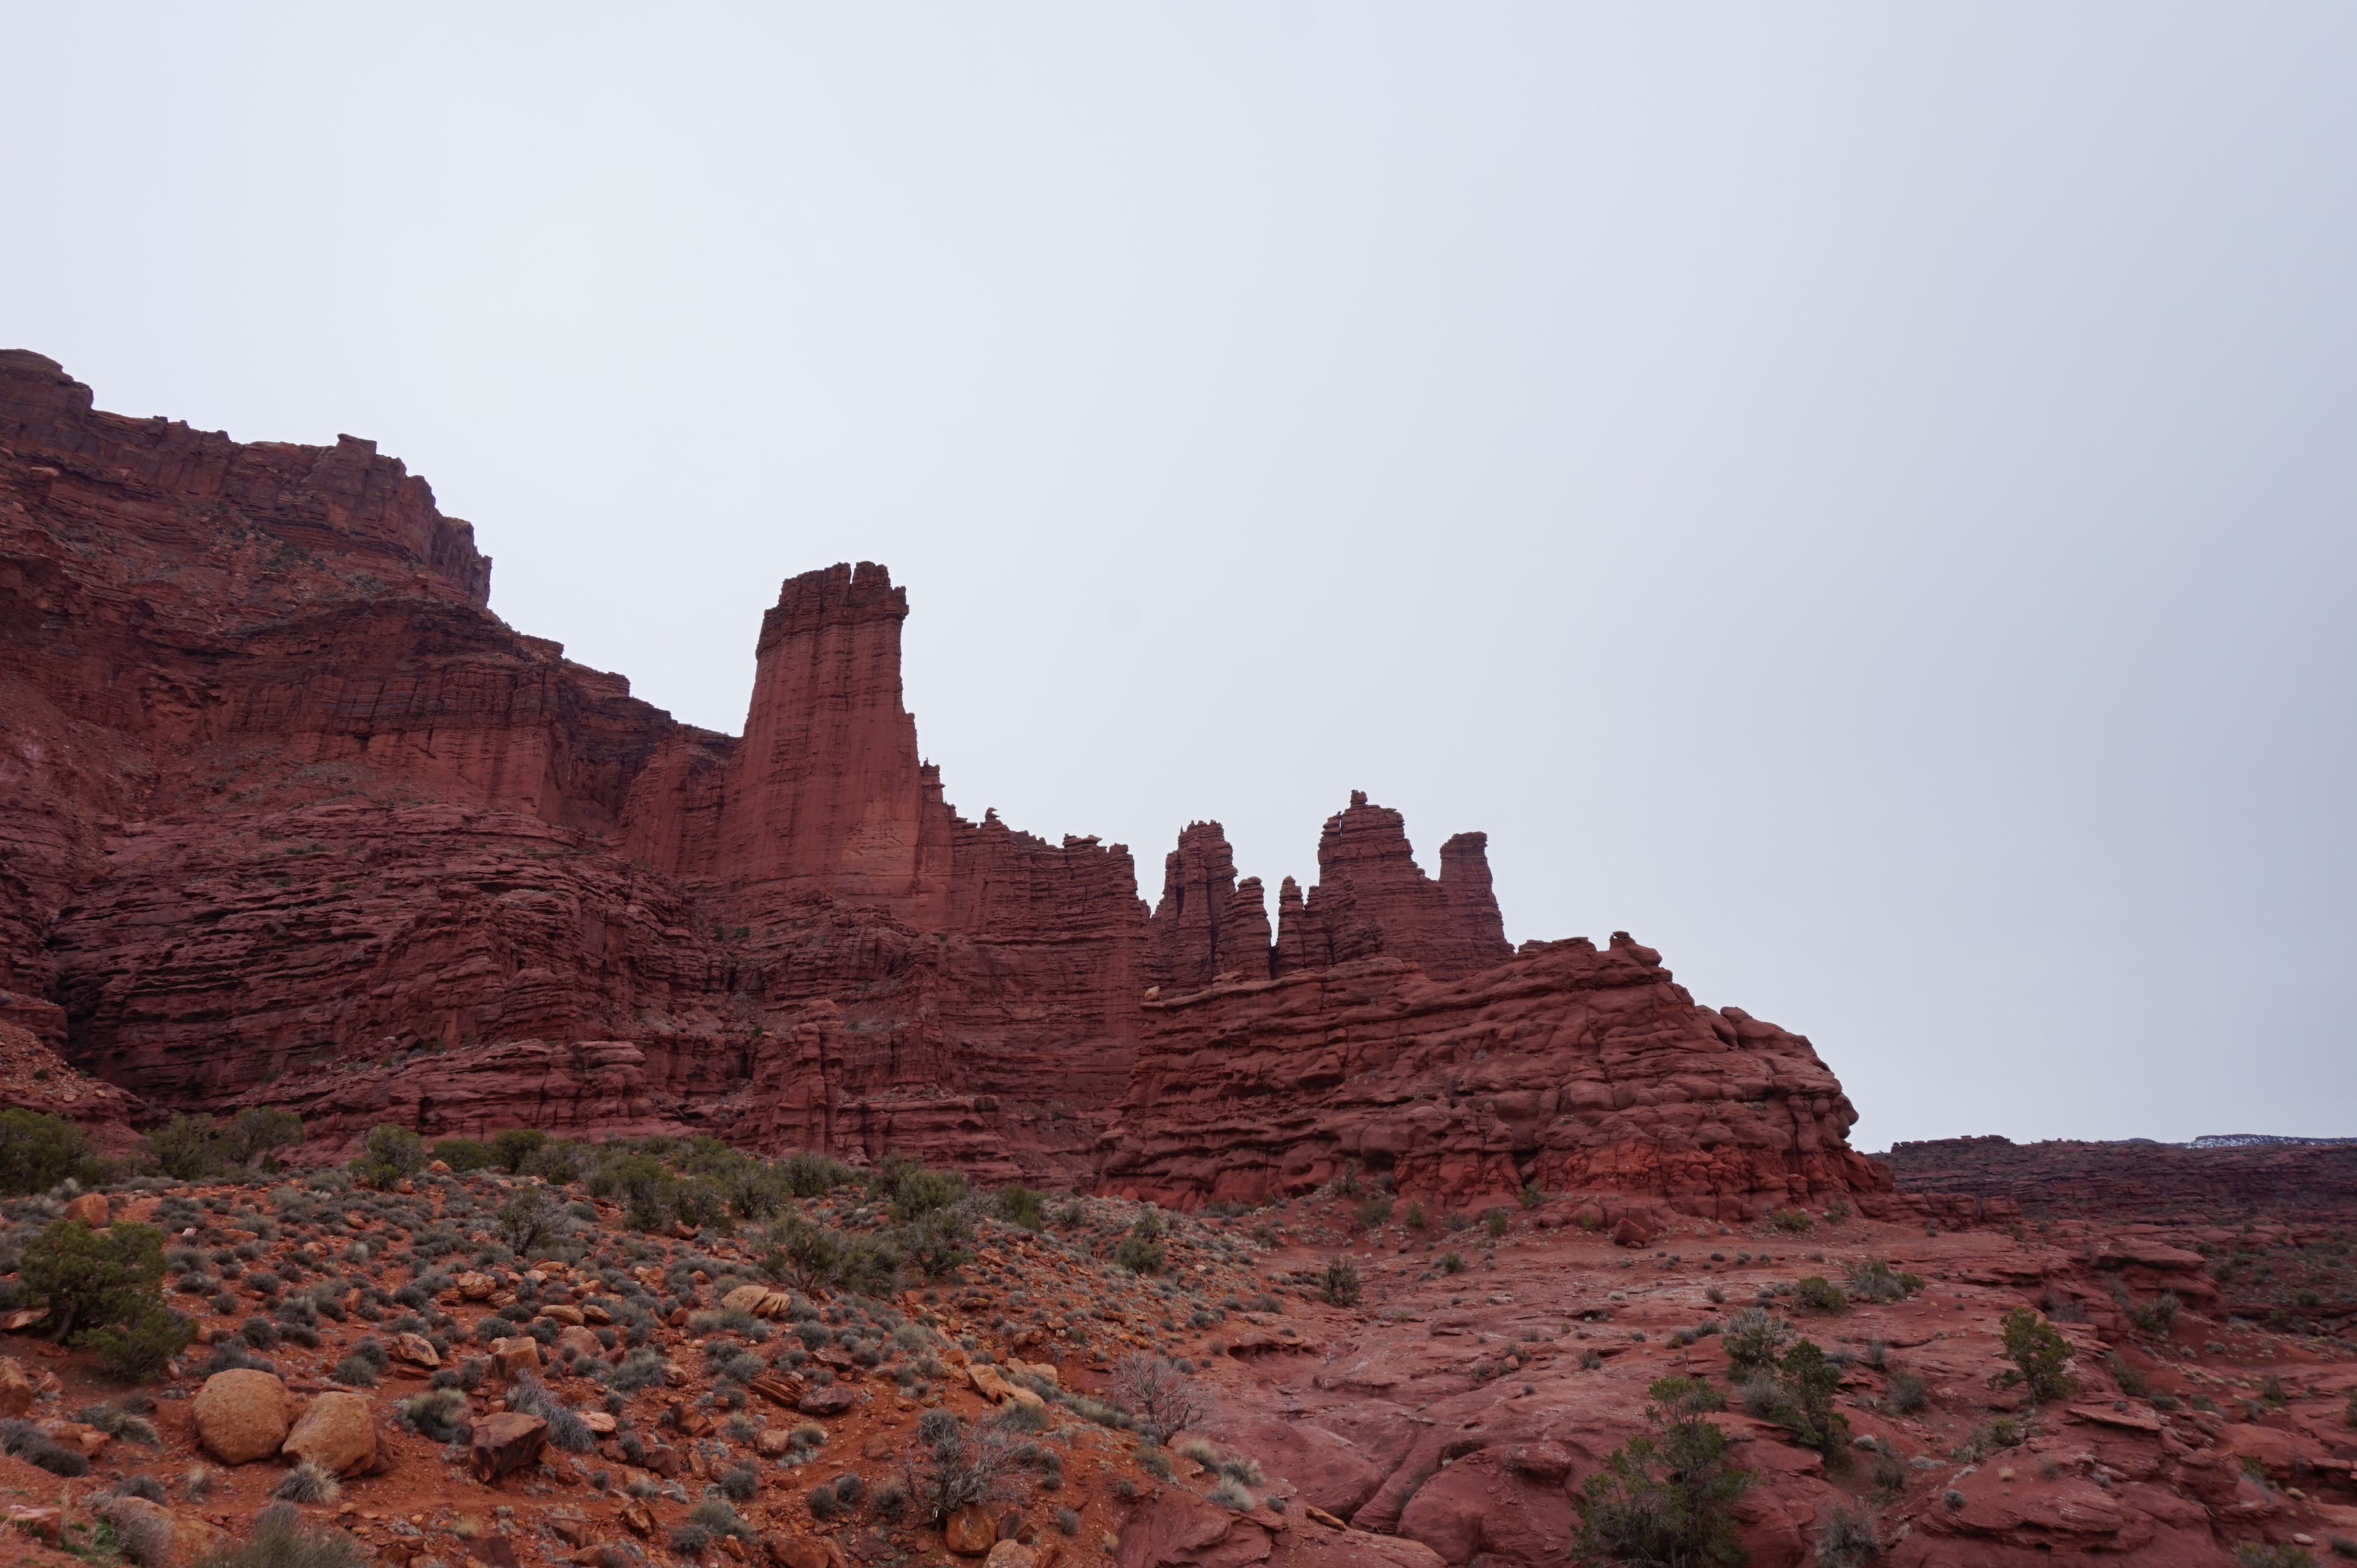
282, 1391, 376, 1476
759, 1532, 849, 1568
944, 1507, 1000, 1556
391, 1332, 440, 1368
4, 1507, 60, 1547
796, 1385, 856, 1417
191, 1368, 292, 1464
0, 1360, 33, 1417
60, 1193, 108, 1228
470, 1412, 548, 1485
491, 1336, 542, 1377
101, 1496, 232, 1564
982, 1544, 1034, 1568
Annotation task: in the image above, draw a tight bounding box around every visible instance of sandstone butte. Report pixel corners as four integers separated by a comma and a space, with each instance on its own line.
0, 349, 1916, 1225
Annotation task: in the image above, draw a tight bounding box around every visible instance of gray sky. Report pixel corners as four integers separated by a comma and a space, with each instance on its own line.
7, 5, 2353, 1149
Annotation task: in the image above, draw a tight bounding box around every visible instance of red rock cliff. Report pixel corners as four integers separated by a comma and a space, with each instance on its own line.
1101, 931, 1889, 1217
3, 352, 1888, 1211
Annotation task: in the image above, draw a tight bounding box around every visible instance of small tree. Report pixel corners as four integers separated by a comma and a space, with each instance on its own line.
1721, 1307, 1794, 1375
1574, 1376, 1754, 1567
1108, 1353, 1211, 1445
0, 1108, 111, 1193
995, 1185, 1045, 1231
1320, 1255, 1362, 1306
230, 1108, 303, 1170
20, 1216, 189, 1379
498, 1188, 566, 1255
147, 1114, 236, 1181
1773, 1339, 1849, 1460
348, 1124, 424, 1189
1995, 1308, 2076, 1405
491, 1128, 548, 1173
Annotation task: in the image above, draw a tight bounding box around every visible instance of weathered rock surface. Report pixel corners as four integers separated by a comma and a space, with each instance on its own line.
2, 352, 1885, 1214
1102, 931, 1886, 1215
189, 1368, 291, 1463
1882, 1134, 2357, 1223
281, 1390, 377, 1476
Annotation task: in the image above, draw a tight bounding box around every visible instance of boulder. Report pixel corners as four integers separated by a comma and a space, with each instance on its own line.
391, 1332, 440, 1368
101, 1496, 232, 1564
191, 1369, 292, 1464
796, 1385, 856, 1418
943, 1507, 1000, 1556
61, 1193, 108, 1228
491, 1336, 542, 1377
554, 1326, 604, 1361
759, 1533, 849, 1568
282, 1391, 377, 1477
0, 1360, 33, 1418
982, 1545, 1034, 1568
469, 1412, 547, 1485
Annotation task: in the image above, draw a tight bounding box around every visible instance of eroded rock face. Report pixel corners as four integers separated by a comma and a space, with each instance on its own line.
2, 353, 1885, 1211
1101, 933, 1886, 1216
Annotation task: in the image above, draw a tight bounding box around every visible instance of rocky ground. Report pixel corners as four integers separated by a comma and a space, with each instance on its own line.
0, 1167, 2347, 1568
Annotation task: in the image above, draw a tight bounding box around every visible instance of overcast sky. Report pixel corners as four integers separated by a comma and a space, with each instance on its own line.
6, 5, 2352, 1149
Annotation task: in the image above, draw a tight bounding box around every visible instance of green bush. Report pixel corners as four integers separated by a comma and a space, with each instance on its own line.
1113, 1233, 1166, 1276
995, 1185, 1045, 1231
1768, 1208, 1815, 1234
1320, 1256, 1361, 1307
1518, 1180, 1545, 1209
1721, 1308, 1794, 1375
21, 1217, 188, 1379
782, 1152, 857, 1197
1574, 1376, 1754, 1566
347, 1124, 424, 1189
145, 1114, 236, 1181
1438, 1252, 1464, 1275
2130, 1292, 2180, 1335
1770, 1339, 1849, 1460
230, 1108, 304, 1170
1841, 1256, 1922, 1303
0, 1108, 111, 1193
1995, 1308, 2076, 1405
430, 1138, 496, 1172
1403, 1201, 1429, 1231
897, 1208, 970, 1279
1793, 1275, 1849, 1314
886, 1166, 967, 1224
1357, 1197, 1392, 1230
491, 1128, 548, 1172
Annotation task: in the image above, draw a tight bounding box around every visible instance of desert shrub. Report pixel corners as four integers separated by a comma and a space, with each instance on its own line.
229, 1109, 303, 1170
830, 1472, 862, 1505
1994, 1309, 2076, 1405
100, 1495, 175, 1566
902, 1416, 1021, 1524
1818, 1502, 1880, 1567
2108, 1353, 2149, 1399
1357, 1197, 1393, 1230
1320, 1256, 1362, 1307
1574, 1377, 1754, 1567
393, 1387, 471, 1442
1886, 1365, 1930, 1413
348, 1124, 424, 1189
1209, 1477, 1255, 1510
1487, 1210, 1510, 1241
896, 1208, 970, 1279
488, 1128, 547, 1172
1793, 1276, 1849, 1314
1769, 1209, 1814, 1234
1720, 1308, 1793, 1375
869, 1477, 909, 1521
22, 1216, 187, 1377
273, 1461, 340, 1504
1770, 1339, 1848, 1460
333, 1354, 378, 1387
0, 1418, 90, 1475
497, 1189, 566, 1255
189, 1504, 368, 1568
883, 1163, 967, 1224
806, 1483, 841, 1519
1108, 1353, 1211, 1445
504, 1371, 593, 1451
1519, 1180, 1545, 1209
1841, 1257, 1923, 1303
1439, 1251, 1464, 1275
145, 1115, 237, 1183
1404, 1201, 1429, 1231
2131, 1292, 2180, 1335
1055, 1508, 1080, 1535
995, 1185, 1045, 1231
429, 1139, 496, 1173
1114, 1231, 1166, 1276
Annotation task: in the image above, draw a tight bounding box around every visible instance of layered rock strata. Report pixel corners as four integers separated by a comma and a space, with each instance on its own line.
2, 351, 1890, 1212
1101, 931, 1889, 1217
